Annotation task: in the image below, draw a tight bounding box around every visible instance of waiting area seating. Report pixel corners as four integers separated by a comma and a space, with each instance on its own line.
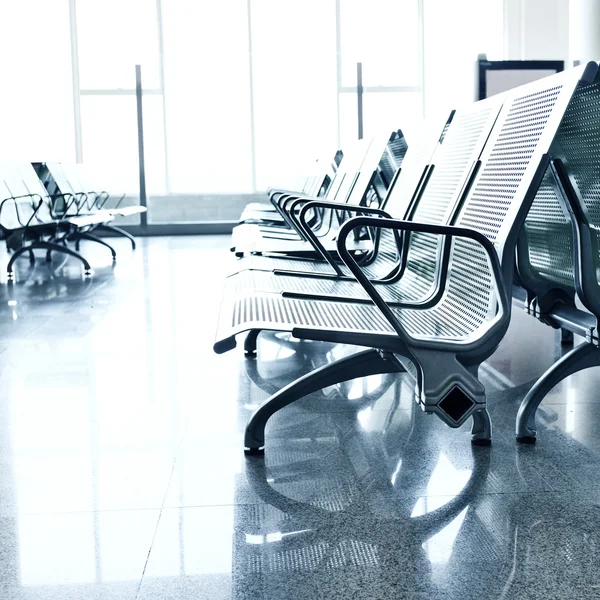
214, 62, 600, 456
230, 131, 408, 259
0, 161, 143, 279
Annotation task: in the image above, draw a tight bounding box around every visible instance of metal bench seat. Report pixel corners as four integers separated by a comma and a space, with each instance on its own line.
240, 150, 343, 224
231, 138, 373, 253
11, 162, 121, 261
232, 131, 406, 257
214, 62, 597, 455
216, 268, 499, 354
223, 97, 503, 305
43, 162, 140, 251
0, 164, 114, 278
68, 213, 115, 228
513, 71, 600, 443
228, 116, 453, 277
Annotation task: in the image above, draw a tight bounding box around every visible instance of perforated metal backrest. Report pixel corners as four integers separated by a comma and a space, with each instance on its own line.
340, 135, 389, 207
0, 163, 31, 198
396, 95, 505, 302
349, 118, 451, 280
0, 167, 26, 230
18, 163, 52, 199
0, 163, 38, 230
342, 130, 407, 208
521, 78, 600, 301
323, 137, 371, 203
378, 130, 409, 188
306, 151, 340, 197
381, 113, 454, 220
439, 64, 596, 336
520, 166, 575, 290
45, 162, 76, 197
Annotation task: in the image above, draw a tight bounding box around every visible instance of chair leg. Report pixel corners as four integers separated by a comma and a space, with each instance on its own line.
28, 249, 35, 265
244, 349, 405, 455
244, 330, 260, 358
471, 407, 492, 446
74, 232, 117, 260
7, 247, 33, 276
516, 342, 600, 443
561, 328, 574, 346
33, 241, 92, 274
96, 224, 136, 250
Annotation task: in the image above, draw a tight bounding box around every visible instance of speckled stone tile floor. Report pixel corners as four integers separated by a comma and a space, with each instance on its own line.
0, 235, 598, 599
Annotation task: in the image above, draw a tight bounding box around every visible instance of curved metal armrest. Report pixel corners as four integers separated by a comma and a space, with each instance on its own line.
337, 216, 510, 350
287, 195, 327, 239
298, 201, 395, 277
270, 193, 318, 236
0, 194, 43, 228
280, 193, 321, 218
85, 189, 111, 210
48, 191, 85, 217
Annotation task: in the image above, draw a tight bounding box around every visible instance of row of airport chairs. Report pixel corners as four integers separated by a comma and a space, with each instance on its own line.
0, 162, 145, 279
214, 61, 600, 456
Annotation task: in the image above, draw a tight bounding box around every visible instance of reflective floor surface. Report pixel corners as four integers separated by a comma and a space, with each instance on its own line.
0, 235, 599, 598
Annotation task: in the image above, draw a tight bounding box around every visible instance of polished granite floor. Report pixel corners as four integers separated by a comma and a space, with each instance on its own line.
0, 235, 599, 598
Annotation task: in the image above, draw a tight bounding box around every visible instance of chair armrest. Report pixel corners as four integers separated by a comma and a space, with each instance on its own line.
271, 193, 317, 235
297, 201, 396, 277
47, 192, 85, 218
336, 216, 510, 351
0, 194, 44, 228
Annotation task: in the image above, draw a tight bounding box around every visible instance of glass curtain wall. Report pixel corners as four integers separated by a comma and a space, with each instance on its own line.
0, 0, 504, 228
72, 0, 424, 225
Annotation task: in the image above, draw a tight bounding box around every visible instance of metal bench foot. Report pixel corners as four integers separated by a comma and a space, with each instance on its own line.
561, 328, 574, 346
471, 407, 492, 445
244, 348, 404, 454
244, 446, 265, 456
244, 330, 260, 358
516, 435, 537, 444
516, 342, 600, 442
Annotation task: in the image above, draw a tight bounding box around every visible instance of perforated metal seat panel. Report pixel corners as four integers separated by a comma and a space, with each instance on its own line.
215, 290, 495, 352
227, 269, 421, 303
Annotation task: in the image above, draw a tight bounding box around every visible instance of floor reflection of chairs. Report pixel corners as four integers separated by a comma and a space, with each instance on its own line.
234, 398, 493, 597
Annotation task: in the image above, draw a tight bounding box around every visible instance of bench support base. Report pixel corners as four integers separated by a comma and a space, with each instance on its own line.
72, 232, 117, 260
244, 348, 404, 455
7, 241, 92, 278
244, 330, 260, 358
471, 407, 492, 446
516, 341, 600, 442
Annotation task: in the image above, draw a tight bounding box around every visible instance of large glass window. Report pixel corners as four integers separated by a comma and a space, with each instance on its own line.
340, 0, 421, 88
162, 0, 253, 195
75, 0, 166, 222
250, 0, 338, 191
3, 0, 498, 225
338, 0, 423, 146
0, 0, 75, 162
76, 0, 161, 90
